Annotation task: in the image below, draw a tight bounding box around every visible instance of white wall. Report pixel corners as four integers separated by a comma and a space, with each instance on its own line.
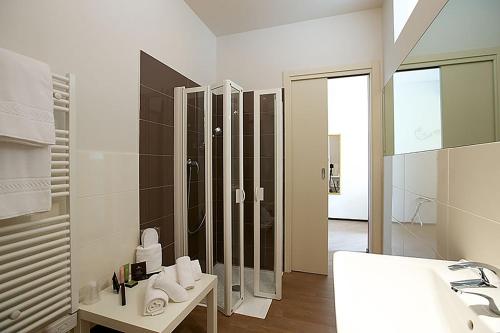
0, 0, 216, 290
216, 9, 383, 90
328, 76, 369, 220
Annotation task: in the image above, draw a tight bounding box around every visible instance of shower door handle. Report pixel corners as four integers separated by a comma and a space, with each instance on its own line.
236, 189, 245, 203
321, 168, 326, 179
255, 187, 264, 202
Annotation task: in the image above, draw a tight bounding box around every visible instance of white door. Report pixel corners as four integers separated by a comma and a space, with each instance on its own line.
290, 78, 329, 275
253, 89, 283, 299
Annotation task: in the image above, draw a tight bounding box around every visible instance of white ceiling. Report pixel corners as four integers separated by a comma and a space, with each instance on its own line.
185, 0, 383, 36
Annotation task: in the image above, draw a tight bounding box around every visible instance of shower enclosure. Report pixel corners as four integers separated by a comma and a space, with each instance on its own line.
174, 80, 244, 315
174, 81, 282, 316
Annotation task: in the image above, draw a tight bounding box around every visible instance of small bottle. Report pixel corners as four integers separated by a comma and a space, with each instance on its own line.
329, 164, 334, 193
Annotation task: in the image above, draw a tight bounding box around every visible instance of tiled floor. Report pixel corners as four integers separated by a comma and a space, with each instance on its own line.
328, 219, 368, 253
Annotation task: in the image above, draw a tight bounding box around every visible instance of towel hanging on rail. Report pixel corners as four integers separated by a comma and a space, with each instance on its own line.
0, 47, 55, 219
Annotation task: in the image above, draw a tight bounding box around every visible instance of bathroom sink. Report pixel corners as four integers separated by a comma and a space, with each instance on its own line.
333, 252, 500, 333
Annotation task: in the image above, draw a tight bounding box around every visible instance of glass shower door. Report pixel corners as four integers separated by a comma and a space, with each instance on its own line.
223, 80, 245, 315
211, 81, 244, 316
253, 89, 283, 300
183, 86, 213, 274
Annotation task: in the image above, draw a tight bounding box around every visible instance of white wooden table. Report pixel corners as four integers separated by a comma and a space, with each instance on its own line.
77, 273, 217, 333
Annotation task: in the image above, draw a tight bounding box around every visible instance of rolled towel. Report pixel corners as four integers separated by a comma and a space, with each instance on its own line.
176, 256, 195, 290
144, 274, 168, 316
154, 270, 189, 303
164, 264, 177, 282
162, 260, 202, 283
136, 243, 162, 274
191, 260, 202, 281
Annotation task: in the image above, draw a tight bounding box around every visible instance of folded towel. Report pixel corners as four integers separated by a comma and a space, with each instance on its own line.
0, 48, 54, 219
141, 228, 159, 248
153, 270, 189, 303
176, 256, 195, 290
0, 142, 51, 219
191, 259, 203, 281
0, 47, 55, 145
144, 274, 168, 316
136, 243, 162, 274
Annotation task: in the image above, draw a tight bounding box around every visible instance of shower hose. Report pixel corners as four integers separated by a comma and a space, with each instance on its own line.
187, 164, 206, 235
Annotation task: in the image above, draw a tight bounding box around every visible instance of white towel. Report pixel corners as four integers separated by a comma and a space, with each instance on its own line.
162, 260, 202, 283
0, 47, 55, 144
144, 274, 168, 316
191, 259, 203, 281
176, 256, 195, 290
141, 228, 159, 248
154, 270, 189, 303
0, 142, 51, 219
163, 265, 178, 282
136, 243, 162, 274
0, 48, 54, 219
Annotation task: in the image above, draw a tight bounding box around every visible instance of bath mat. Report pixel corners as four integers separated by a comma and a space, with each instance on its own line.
235, 294, 272, 319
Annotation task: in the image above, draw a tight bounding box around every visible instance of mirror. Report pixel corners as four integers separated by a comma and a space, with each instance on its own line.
383, 0, 500, 156
328, 134, 341, 194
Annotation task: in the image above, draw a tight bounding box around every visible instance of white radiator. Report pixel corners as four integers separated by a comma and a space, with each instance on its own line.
0, 73, 77, 333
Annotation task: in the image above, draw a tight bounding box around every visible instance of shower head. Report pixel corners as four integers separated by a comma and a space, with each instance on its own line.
212, 127, 222, 137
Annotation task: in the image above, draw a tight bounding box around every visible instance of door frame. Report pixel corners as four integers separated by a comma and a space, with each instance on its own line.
283, 63, 383, 273
253, 89, 283, 300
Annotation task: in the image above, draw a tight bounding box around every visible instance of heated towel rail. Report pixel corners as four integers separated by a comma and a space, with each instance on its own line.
0, 73, 77, 333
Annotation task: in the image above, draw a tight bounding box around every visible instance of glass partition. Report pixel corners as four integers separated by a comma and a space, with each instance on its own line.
211, 81, 244, 315
253, 89, 283, 300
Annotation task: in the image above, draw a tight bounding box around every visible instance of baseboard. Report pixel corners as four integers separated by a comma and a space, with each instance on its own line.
328, 217, 368, 222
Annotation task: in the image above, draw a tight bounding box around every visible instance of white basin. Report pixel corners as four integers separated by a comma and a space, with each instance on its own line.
333, 252, 500, 333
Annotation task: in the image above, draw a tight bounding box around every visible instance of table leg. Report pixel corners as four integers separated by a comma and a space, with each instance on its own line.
75, 317, 92, 333
207, 285, 217, 333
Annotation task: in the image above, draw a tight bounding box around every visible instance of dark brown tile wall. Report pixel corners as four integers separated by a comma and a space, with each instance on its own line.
186, 91, 207, 271
139, 51, 198, 266
212, 94, 224, 266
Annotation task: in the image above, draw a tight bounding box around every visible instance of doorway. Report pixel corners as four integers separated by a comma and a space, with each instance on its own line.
284, 64, 383, 274
327, 75, 369, 253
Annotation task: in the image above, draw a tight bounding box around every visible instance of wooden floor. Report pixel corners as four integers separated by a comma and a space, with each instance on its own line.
173, 219, 370, 332
174, 252, 336, 333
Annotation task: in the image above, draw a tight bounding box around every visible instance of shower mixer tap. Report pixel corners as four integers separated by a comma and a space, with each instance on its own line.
187, 158, 199, 173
